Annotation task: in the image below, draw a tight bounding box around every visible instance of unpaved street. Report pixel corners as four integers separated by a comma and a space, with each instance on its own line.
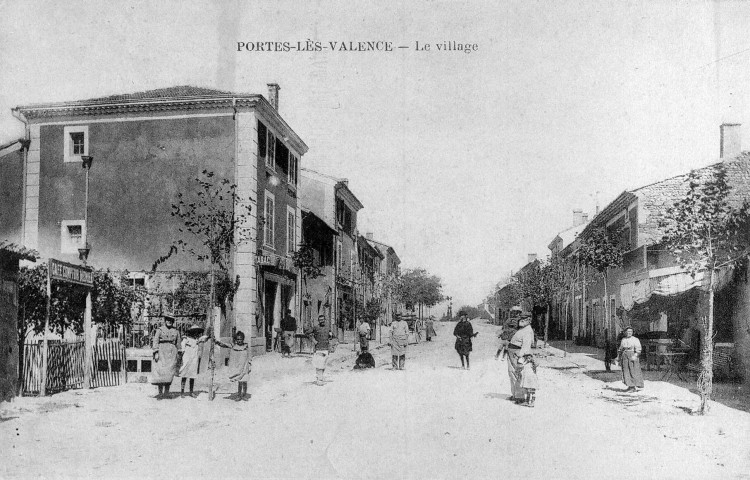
2, 321, 750, 479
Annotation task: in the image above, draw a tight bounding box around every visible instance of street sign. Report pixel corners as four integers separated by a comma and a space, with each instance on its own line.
49, 259, 93, 287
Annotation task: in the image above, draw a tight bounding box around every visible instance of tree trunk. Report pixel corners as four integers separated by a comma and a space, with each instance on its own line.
208, 265, 217, 401
699, 269, 715, 415
544, 303, 550, 347
603, 272, 609, 338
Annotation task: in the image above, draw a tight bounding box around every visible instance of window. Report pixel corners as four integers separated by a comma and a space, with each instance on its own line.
264, 191, 275, 248
288, 152, 298, 185
336, 241, 342, 270
266, 131, 276, 170
276, 139, 289, 175
258, 121, 267, 162
286, 206, 296, 255
63, 126, 88, 163
336, 198, 353, 235
60, 220, 86, 254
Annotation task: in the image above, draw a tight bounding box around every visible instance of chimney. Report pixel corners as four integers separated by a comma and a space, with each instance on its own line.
366, 232, 373, 240
572, 209, 583, 227
527, 253, 537, 264
720, 123, 741, 160
581, 212, 589, 224
267, 83, 280, 110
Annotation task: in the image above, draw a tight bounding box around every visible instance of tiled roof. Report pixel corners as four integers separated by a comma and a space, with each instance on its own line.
13, 85, 309, 155
582, 153, 750, 246
77, 86, 237, 104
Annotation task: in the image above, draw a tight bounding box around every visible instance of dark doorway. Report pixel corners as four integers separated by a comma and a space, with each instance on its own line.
265, 280, 277, 352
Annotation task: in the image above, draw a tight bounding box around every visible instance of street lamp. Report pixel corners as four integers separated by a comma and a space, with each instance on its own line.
79, 155, 93, 265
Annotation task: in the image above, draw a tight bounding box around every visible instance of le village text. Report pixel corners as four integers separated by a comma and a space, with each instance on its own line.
237, 40, 479, 54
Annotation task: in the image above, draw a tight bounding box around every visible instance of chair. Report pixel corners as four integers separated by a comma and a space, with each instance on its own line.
644, 340, 660, 371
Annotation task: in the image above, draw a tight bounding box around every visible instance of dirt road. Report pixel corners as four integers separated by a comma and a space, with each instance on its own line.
2, 321, 749, 479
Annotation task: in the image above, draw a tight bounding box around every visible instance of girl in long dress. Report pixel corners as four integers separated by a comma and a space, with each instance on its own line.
215, 331, 252, 401
618, 326, 644, 392
178, 325, 208, 397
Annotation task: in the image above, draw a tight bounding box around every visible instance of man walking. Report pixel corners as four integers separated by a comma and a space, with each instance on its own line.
507, 313, 537, 406
306, 314, 334, 386
281, 308, 297, 358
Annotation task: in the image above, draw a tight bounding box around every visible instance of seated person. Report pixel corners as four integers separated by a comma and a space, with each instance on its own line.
353, 351, 376, 369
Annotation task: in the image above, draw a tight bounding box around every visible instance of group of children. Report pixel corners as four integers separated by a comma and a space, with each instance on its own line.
154, 323, 252, 402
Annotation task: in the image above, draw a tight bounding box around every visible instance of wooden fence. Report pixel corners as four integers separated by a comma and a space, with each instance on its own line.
90, 339, 126, 387
21, 338, 126, 394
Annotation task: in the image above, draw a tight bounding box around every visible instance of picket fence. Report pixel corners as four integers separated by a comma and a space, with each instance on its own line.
22, 338, 126, 395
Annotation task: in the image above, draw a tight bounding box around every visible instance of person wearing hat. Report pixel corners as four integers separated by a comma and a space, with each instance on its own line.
617, 326, 644, 392
453, 312, 478, 369
178, 324, 209, 397
151, 314, 182, 399
507, 313, 536, 406
425, 315, 437, 342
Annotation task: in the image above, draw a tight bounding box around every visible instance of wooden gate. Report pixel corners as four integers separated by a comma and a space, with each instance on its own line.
22, 337, 126, 394
22, 340, 86, 394
90, 339, 126, 387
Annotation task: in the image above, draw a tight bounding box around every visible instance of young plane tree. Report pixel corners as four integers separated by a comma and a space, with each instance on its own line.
659, 164, 750, 414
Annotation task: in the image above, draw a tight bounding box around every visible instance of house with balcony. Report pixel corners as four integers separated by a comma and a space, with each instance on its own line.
2, 84, 307, 356
299, 168, 363, 337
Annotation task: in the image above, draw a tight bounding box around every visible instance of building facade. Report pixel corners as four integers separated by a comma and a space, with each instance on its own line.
5, 85, 307, 356
299, 168, 363, 337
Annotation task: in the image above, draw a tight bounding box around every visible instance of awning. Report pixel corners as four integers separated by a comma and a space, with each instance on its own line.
620, 265, 735, 311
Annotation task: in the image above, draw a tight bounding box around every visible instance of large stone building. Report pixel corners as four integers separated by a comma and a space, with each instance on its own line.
2, 85, 307, 356
563, 124, 750, 380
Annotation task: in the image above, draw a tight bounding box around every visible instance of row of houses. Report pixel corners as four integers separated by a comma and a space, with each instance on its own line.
0, 84, 402, 356
496, 124, 750, 382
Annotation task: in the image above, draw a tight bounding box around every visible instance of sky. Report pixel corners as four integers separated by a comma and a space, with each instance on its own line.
2, 0, 750, 314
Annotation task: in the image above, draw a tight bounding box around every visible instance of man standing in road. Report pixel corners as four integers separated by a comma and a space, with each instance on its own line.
306, 314, 334, 385
281, 308, 297, 358
507, 313, 536, 406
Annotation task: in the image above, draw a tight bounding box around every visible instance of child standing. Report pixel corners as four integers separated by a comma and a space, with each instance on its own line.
215, 331, 252, 401
178, 325, 208, 397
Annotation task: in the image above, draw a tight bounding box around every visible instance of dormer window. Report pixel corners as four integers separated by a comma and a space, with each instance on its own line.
63, 126, 88, 163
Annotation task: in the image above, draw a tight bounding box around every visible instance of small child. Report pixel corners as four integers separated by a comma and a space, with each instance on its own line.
215, 331, 252, 401
178, 326, 209, 397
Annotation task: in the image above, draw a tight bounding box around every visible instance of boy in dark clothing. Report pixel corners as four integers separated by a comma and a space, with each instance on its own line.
280, 309, 297, 357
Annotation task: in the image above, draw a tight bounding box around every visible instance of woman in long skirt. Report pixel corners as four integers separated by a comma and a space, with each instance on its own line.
151, 314, 182, 399
390, 315, 409, 370
425, 316, 437, 341
618, 326, 644, 392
